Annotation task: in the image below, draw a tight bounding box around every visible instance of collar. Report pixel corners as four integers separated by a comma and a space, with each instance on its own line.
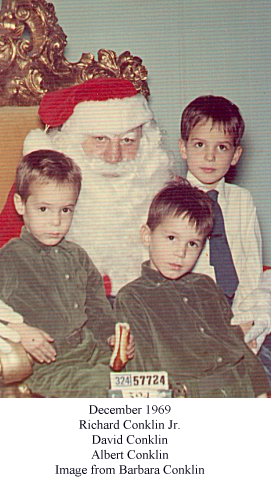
141, 260, 190, 287
20, 226, 72, 254
186, 171, 226, 201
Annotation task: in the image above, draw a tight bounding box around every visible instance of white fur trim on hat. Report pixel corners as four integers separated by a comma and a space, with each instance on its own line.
62, 94, 153, 136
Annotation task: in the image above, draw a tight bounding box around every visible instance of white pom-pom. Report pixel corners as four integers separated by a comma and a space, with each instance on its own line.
23, 129, 55, 155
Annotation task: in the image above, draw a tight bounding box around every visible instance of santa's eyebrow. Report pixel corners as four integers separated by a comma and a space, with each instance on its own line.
121, 131, 138, 137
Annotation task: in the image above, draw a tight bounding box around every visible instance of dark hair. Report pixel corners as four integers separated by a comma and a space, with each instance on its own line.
146, 177, 213, 237
180, 95, 245, 146
16, 149, 82, 201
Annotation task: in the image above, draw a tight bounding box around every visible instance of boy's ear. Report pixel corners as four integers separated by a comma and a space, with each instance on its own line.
140, 224, 151, 247
13, 193, 25, 216
231, 145, 243, 166
178, 138, 188, 160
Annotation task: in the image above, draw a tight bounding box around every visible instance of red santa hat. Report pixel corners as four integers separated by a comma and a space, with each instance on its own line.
38, 78, 153, 135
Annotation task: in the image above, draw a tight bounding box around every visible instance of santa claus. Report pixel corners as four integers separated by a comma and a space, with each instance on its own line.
0, 78, 172, 350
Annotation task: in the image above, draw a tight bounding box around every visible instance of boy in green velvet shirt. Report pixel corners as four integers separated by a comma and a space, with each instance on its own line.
115, 178, 269, 397
0, 149, 118, 397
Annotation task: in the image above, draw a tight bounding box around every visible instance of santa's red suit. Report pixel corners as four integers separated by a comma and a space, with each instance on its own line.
0, 78, 172, 295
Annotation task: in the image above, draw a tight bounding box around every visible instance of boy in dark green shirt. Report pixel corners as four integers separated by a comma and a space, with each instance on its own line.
0, 149, 118, 397
115, 178, 269, 397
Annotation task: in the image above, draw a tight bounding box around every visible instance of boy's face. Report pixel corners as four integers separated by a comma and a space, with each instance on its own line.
14, 180, 78, 246
179, 119, 242, 188
141, 215, 205, 280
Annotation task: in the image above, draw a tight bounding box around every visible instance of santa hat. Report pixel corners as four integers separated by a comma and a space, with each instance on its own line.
38, 78, 153, 135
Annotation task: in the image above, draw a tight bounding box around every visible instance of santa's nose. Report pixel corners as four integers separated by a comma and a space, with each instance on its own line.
105, 140, 122, 164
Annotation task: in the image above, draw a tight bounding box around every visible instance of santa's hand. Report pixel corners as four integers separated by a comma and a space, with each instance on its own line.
246, 338, 257, 351
239, 320, 254, 336
244, 320, 270, 354
0, 323, 21, 354
0, 300, 23, 324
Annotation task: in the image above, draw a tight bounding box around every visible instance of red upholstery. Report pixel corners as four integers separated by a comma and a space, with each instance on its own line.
0, 183, 23, 247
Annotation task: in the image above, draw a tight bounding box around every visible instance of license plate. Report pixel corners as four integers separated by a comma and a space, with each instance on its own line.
109, 371, 171, 398
110, 370, 168, 389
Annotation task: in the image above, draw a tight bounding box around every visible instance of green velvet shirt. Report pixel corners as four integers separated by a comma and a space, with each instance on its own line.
0, 227, 115, 351
115, 261, 268, 396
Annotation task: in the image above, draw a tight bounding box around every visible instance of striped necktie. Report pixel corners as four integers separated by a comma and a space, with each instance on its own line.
207, 190, 239, 304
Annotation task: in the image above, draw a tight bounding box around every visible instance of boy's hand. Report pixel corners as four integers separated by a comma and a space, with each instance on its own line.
7, 322, 56, 364
126, 334, 135, 360
108, 333, 135, 360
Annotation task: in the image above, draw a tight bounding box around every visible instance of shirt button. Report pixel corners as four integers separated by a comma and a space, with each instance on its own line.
200, 327, 205, 333
156, 282, 161, 287
217, 356, 223, 363
54, 248, 59, 254
74, 302, 79, 309
183, 297, 188, 303
65, 274, 70, 280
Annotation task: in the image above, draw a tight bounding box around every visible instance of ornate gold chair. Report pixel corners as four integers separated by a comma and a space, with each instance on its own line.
0, 0, 149, 396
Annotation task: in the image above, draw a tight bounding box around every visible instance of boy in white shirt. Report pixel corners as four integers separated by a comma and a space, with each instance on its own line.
179, 95, 270, 378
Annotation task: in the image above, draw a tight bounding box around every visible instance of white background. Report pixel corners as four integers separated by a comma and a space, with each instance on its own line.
1, 398, 271, 483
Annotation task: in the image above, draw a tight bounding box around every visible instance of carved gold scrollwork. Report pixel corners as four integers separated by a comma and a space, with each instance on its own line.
0, 0, 149, 106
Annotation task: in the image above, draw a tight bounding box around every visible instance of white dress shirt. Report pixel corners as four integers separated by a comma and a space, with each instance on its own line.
187, 171, 264, 336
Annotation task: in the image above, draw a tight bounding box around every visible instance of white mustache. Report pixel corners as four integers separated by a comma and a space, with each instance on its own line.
84, 156, 143, 177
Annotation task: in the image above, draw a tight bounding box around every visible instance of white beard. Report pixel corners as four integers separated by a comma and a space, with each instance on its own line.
50, 127, 173, 294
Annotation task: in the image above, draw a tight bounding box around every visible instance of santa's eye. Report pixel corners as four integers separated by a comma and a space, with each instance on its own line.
121, 137, 135, 145
95, 136, 108, 143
